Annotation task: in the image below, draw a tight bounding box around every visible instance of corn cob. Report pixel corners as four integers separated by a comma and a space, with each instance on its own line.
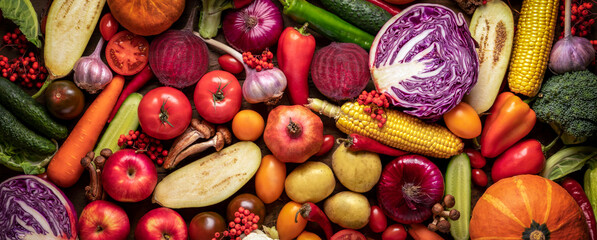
507, 0, 559, 97
307, 98, 463, 158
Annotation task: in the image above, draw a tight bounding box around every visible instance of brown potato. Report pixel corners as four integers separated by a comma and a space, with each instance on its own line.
285, 161, 335, 203
332, 144, 381, 192
324, 191, 370, 229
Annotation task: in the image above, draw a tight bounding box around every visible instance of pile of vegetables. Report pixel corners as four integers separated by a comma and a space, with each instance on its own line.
3, 0, 597, 240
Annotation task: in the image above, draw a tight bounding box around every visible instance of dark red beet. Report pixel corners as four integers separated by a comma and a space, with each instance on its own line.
311, 42, 370, 101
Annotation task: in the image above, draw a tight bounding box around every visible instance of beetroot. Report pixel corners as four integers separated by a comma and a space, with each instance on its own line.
149, 10, 208, 88
377, 155, 445, 224
311, 42, 370, 101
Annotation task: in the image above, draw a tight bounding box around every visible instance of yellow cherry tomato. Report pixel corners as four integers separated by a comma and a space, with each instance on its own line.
297, 231, 322, 240
277, 201, 307, 240
443, 102, 482, 139
255, 155, 286, 204
232, 109, 265, 141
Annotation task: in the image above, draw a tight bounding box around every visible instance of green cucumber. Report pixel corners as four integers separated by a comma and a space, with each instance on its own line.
445, 153, 471, 240
0, 77, 68, 140
585, 161, 597, 219
0, 103, 56, 155
93, 93, 142, 156
319, 0, 391, 35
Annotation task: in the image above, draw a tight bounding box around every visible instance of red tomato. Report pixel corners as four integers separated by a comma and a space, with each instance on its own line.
472, 169, 488, 187
464, 148, 486, 169
218, 54, 244, 74
315, 135, 335, 156
382, 224, 407, 240
99, 13, 119, 41
369, 205, 387, 233
105, 31, 149, 76
138, 87, 192, 140
330, 229, 366, 240
194, 70, 242, 124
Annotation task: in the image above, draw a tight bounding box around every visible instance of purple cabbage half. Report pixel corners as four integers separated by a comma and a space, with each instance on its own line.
369, 4, 478, 121
0, 175, 77, 240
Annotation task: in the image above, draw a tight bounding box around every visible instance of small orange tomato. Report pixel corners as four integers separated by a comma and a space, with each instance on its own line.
277, 201, 307, 240
232, 109, 265, 141
297, 231, 322, 240
443, 102, 482, 139
255, 155, 286, 204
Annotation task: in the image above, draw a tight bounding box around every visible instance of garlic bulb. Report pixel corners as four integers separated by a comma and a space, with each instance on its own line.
242, 67, 287, 105
73, 38, 113, 93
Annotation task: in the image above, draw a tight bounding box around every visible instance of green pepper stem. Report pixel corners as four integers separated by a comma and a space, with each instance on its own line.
542, 136, 560, 153
294, 22, 311, 36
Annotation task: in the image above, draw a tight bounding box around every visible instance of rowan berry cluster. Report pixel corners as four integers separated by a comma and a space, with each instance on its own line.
559, 0, 595, 38
118, 130, 169, 165
213, 207, 260, 240
0, 28, 48, 88
357, 90, 390, 128
242, 49, 274, 72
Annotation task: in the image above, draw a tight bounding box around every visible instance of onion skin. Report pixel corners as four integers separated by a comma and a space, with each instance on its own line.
149, 30, 209, 89
222, 0, 283, 53
311, 42, 370, 101
377, 155, 445, 224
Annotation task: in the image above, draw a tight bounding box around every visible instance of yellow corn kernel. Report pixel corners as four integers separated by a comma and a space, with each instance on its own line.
507, 0, 559, 97
308, 99, 463, 159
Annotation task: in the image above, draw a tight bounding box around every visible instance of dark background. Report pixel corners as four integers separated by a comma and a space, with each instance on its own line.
1, 0, 593, 239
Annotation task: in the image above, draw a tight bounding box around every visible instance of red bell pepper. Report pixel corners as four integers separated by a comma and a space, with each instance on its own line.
277, 23, 316, 105
364, 0, 401, 15
296, 202, 334, 239
491, 137, 557, 182
481, 92, 536, 158
561, 178, 597, 240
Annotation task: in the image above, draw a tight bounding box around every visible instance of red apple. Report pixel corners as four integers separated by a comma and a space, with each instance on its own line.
102, 149, 157, 202
78, 200, 130, 240
135, 208, 188, 240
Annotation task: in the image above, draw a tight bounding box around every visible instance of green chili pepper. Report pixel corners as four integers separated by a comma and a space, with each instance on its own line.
279, 0, 374, 50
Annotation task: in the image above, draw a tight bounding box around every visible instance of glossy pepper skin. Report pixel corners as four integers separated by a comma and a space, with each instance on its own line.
491, 139, 545, 182
277, 23, 315, 105
481, 92, 536, 158
561, 178, 597, 240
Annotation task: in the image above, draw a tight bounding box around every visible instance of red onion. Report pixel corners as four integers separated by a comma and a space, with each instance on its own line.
73, 38, 113, 94
377, 154, 445, 224
149, 9, 209, 89
198, 35, 287, 105
222, 0, 283, 53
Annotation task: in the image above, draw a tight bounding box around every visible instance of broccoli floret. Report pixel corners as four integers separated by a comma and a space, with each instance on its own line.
532, 70, 597, 145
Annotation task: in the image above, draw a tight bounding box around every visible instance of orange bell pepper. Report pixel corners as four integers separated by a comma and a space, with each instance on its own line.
480, 92, 536, 158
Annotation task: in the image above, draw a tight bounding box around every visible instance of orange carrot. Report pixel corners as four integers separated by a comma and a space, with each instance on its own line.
408, 224, 444, 240
47, 76, 125, 188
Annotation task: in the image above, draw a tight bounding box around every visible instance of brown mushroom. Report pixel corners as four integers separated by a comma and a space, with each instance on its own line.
163, 119, 215, 169
81, 149, 113, 201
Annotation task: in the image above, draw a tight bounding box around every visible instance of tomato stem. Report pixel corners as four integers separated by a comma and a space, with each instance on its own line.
159, 98, 174, 127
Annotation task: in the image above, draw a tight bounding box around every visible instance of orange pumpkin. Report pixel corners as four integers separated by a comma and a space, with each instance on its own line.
107, 0, 185, 36
470, 175, 589, 239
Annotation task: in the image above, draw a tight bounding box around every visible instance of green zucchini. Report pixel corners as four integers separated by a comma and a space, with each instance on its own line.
445, 153, 471, 240
0, 104, 55, 155
0, 77, 68, 140
93, 93, 142, 156
319, 0, 391, 35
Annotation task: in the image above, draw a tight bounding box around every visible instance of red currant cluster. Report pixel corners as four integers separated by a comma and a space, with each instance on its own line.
242, 49, 274, 72
357, 90, 390, 128
558, 0, 595, 38
213, 207, 260, 240
0, 29, 48, 88
118, 130, 168, 165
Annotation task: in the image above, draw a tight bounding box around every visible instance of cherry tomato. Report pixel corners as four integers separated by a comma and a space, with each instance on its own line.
472, 168, 488, 187
382, 224, 407, 240
255, 155, 286, 204
315, 135, 335, 156
297, 231, 322, 240
189, 212, 226, 240
44, 80, 85, 120
194, 70, 242, 124
226, 193, 266, 225
277, 201, 307, 240
464, 148, 486, 169
99, 13, 119, 41
105, 31, 149, 76
138, 87, 192, 140
232, 109, 265, 141
218, 54, 244, 74
330, 229, 366, 240
369, 205, 387, 233
443, 102, 482, 139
